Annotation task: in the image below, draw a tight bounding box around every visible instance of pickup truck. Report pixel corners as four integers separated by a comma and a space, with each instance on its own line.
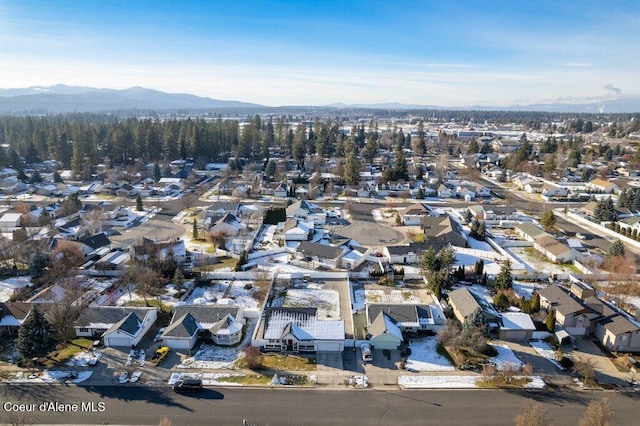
151, 346, 170, 365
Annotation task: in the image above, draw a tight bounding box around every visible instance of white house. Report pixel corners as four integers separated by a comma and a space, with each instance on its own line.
286, 200, 327, 225
162, 305, 245, 350
0, 213, 22, 231
74, 307, 157, 347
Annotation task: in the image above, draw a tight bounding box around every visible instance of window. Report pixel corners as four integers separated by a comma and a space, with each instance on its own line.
79, 328, 89, 333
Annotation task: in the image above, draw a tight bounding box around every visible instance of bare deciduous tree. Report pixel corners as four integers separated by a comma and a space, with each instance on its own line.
578, 398, 613, 426
514, 401, 549, 426
572, 356, 597, 386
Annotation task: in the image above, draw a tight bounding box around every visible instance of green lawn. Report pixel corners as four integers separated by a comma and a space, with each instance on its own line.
44, 338, 94, 367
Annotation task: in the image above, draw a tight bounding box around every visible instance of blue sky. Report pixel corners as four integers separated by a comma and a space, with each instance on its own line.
1, 0, 639, 106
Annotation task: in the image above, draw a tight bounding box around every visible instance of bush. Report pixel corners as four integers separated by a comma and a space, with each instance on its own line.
243, 346, 263, 370
559, 356, 574, 370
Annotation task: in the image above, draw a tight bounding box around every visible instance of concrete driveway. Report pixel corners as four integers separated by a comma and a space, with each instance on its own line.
566, 337, 628, 386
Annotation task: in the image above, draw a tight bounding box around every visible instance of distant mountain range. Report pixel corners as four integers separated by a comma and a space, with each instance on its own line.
0, 84, 264, 113
0, 84, 638, 113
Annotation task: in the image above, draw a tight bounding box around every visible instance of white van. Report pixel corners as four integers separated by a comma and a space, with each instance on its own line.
361, 343, 372, 362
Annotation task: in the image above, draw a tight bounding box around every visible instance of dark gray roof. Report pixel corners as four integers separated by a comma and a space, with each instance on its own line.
77, 232, 111, 250
385, 243, 431, 256
367, 304, 431, 325
448, 288, 482, 319
538, 285, 592, 316
104, 312, 142, 336
75, 306, 155, 328
0, 302, 32, 321
171, 305, 241, 326
163, 312, 199, 338
596, 314, 640, 335
516, 222, 545, 238
296, 241, 343, 260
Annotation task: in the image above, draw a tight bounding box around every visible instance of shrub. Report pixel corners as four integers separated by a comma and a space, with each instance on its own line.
559, 356, 574, 370
243, 346, 263, 370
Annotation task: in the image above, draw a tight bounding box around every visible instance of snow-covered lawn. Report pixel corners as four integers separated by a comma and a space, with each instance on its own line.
513, 281, 545, 301
177, 320, 256, 369
405, 337, 455, 372
274, 288, 340, 319
0, 276, 32, 302
186, 280, 261, 312
65, 350, 102, 367
453, 253, 502, 276
398, 375, 545, 389
490, 344, 524, 370
10, 370, 92, 384
399, 375, 479, 388
465, 236, 495, 252
365, 289, 421, 304
353, 288, 365, 311
509, 247, 578, 275
530, 340, 564, 370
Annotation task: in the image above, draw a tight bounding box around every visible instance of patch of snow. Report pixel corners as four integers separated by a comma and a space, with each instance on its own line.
490, 344, 524, 370
0, 276, 32, 302
365, 289, 421, 304
346, 375, 369, 388
65, 350, 102, 367
465, 237, 495, 252
405, 337, 455, 372
275, 288, 340, 319
12, 370, 92, 384
399, 375, 480, 388
353, 289, 365, 311
529, 340, 564, 370
525, 376, 546, 389
169, 372, 245, 386
178, 320, 256, 369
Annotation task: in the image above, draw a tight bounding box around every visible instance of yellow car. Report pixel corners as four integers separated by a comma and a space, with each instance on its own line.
151, 346, 170, 365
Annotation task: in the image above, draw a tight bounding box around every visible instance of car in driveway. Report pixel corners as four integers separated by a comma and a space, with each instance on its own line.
361, 343, 373, 362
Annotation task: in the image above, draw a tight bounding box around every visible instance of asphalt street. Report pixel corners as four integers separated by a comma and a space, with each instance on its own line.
0, 385, 638, 425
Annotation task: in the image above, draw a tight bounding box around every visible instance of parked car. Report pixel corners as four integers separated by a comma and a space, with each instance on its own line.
151, 346, 170, 365
361, 343, 372, 362
172, 378, 203, 393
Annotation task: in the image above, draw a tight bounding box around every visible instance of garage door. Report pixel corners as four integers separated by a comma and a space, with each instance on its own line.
164, 338, 191, 350
106, 336, 132, 347
316, 342, 342, 352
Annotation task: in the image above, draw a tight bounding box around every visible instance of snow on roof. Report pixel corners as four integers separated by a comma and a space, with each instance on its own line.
501, 312, 536, 331
264, 309, 344, 340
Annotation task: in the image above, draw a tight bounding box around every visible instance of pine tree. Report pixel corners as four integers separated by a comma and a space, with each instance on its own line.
545, 310, 556, 332
343, 149, 360, 185
608, 240, 625, 257
192, 218, 198, 240
416, 187, 424, 200
53, 170, 63, 183
530, 292, 541, 313
17, 307, 55, 362
135, 194, 144, 211
153, 162, 162, 182
540, 210, 556, 231
494, 259, 513, 290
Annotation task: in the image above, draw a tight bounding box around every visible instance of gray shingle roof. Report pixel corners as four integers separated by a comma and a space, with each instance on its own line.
448, 288, 482, 319
163, 312, 199, 338
104, 312, 142, 336
538, 285, 591, 317
367, 304, 431, 325
597, 314, 640, 335
76, 306, 155, 328
171, 305, 241, 326
296, 241, 343, 260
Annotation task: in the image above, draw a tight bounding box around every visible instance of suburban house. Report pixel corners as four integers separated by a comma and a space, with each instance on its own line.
366, 303, 446, 335
587, 178, 619, 194
0, 302, 33, 335
208, 213, 246, 236
420, 215, 468, 248
295, 241, 345, 269
366, 311, 404, 350
516, 223, 546, 242
162, 305, 245, 350
498, 312, 536, 341
76, 232, 111, 257
492, 138, 522, 153
286, 200, 327, 225
74, 306, 157, 347
383, 243, 429, 264
594, 314, 640, 352
401, 203, 431, 226
279, 218, 314, 243
541, 184, 569, 200
538, 285, 599, 336
253, 307, 345, 353
0, 213, 22, 231
533, 234, 575, 263
447, 287, 500, 326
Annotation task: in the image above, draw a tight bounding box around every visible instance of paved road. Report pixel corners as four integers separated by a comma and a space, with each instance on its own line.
1, 385, 638, 425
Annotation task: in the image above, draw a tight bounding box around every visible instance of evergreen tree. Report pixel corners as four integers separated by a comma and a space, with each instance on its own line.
153, 162, 162, 183
530, 292, 541, 313
594, 197, 616, 222
393, 143, 408, 181
494, 259, 513, 290
416, 187, 424, 200
608, 240, 625, 257
476, 221, 486, 240
52, 170, 63, 183
17, 168, 28, 182
493, 292, 510, 311
17, 307, 55, 362
545, 310, 556, 332
173, 268, 185, 287
136, 194, 144, 211
192, 218, 198, 240
540, 210, 556, 231
343, 148, 360, 185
